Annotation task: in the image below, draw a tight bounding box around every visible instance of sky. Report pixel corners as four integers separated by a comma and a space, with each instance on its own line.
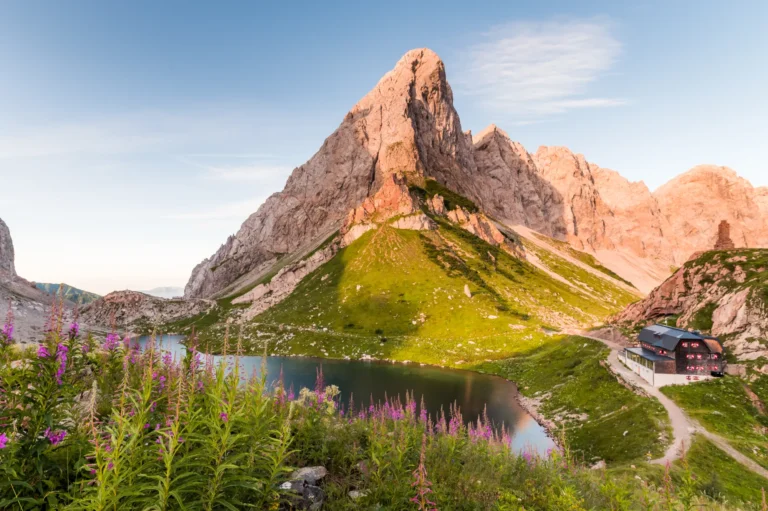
1, 0, 766, 295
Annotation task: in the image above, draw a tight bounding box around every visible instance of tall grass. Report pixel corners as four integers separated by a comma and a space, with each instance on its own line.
0, 306, 760, 510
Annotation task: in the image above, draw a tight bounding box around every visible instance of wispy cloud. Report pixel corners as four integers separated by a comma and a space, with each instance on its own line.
205, 164, 293, 182
455, 18, 624, 118
164, 198, 267, 221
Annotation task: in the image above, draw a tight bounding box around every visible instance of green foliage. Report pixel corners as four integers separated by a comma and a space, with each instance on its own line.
421, 178, 480, 213
0, 323, 759, 509
688, 302, 717, 333
481, 336, 671, 465
676, 436, 768, 507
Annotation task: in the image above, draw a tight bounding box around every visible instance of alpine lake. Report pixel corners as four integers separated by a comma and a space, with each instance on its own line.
139, 335, 555, 455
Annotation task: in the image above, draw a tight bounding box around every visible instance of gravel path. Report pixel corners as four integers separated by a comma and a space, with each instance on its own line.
577, 332, 768, 479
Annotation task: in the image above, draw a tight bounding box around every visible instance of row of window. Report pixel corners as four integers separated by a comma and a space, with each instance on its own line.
625, 351, 654, 370
685, 353, 719, 360
685, 365, 719, 372
681, 342, 701, 349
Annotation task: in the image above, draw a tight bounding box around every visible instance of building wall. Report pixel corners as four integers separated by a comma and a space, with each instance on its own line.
619, 352, 714, 387
674, 341, 723, 374
654, 373, 714, 386
620, 352, 657, 386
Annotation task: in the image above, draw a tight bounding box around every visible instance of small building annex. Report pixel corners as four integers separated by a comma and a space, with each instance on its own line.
620, 324, 725, 387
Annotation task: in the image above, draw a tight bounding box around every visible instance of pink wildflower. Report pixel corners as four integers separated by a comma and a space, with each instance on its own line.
0, 432, 8, 449
411, 434, 437, 510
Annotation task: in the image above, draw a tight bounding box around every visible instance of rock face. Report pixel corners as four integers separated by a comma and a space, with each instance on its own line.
614, 249, 768, 361
185, 48, 768, 299
0, 217, 76, 343
468, 126, 565, 237
81, 291, 213, 333
233, 244, 339, 321
185, 49, 475, 299
0, 218, 15, 277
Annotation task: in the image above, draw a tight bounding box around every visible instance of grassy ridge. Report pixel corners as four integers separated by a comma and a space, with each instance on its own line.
480, 336, 671, 464
191, 223, 638, 364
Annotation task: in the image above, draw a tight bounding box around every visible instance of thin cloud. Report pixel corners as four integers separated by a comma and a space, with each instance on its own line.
455, 18, 625, 118
205, 164, 293, 182
165, 198, 267, 221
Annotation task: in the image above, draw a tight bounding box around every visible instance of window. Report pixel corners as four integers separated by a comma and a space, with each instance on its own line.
691, 342, 700, 348
696, 354, 703, 360
686, 354, 695, 359
682, 342, 689, 348
711, 354, 718, 360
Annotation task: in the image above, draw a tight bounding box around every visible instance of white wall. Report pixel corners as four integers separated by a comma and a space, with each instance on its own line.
619, 352, 714, 387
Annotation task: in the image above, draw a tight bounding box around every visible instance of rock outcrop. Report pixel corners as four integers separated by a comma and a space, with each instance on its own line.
654, 166, 768, 264
0, 217, 78, 343
233, 244, 339, 321
614, 249, 768, 361
0, 218, 15, 277
81, 291, 214, 333
713, 220, 736, 250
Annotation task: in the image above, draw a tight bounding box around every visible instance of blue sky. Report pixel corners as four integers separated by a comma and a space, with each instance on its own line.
1, 0, 766, 294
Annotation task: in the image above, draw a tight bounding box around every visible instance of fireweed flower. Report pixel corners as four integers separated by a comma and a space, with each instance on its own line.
68, 321, 79, 339
0, 432, 8, 449
1, 303, 13, 344
44, 428, 67, 446
103, 333, 120, 351
37, 344, 51, 359
219, 412, 228, 423
55, 344, 68, 384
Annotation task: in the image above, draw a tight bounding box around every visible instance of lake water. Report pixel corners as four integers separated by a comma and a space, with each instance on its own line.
139, 335, 554, 455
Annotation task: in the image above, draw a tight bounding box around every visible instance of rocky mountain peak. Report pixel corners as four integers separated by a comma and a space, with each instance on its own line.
184, 48, 474, 299
0, 217, 16, 277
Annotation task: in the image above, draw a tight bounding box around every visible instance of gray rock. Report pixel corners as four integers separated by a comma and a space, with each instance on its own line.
0, 218, 15, 276
290, 466, 328, 485
349, 490, 369, 501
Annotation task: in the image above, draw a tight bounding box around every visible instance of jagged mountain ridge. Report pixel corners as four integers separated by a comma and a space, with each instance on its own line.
185, 48, 768, 299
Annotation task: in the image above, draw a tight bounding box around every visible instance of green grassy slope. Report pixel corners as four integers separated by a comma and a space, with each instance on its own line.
193, 221, 636, 364
480, 336, 670, 464
531, 231, 636, 287
662, 376, 768, 470
35, 282, 100, 305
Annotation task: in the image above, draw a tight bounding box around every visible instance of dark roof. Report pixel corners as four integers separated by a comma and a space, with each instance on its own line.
638, 324, 723, 352
626, 347, 675, 362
